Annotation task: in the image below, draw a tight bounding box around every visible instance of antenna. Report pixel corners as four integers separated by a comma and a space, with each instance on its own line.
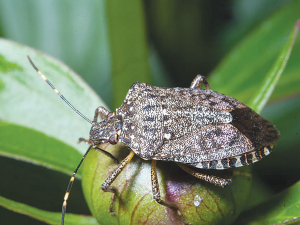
61, 145, 92, 225
27, 56, 93, 124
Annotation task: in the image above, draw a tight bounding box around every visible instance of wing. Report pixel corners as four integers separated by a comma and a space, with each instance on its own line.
152, 123, 253, 163
153, 107, 280, 169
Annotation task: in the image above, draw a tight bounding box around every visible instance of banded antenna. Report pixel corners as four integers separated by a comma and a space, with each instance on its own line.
27, 56, 93, 124
28, 56, 95, 224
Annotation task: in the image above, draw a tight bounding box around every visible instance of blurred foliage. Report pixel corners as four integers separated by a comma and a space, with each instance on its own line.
0, 0, 300, 224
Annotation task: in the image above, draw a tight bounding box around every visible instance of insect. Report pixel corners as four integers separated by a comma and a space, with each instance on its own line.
27, 56, 280, 225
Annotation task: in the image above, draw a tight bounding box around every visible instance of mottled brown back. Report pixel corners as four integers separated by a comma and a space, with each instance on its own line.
117, 82, 279, 163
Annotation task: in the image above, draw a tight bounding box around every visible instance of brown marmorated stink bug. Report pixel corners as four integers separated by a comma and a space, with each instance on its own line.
27, 56, 280, 225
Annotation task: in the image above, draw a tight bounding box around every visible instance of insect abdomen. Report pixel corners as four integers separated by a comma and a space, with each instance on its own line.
188, 145, 272, 170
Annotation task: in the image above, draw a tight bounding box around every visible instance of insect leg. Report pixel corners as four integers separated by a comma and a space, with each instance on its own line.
177, 163, 231, 187
95, 147, 119, 164
77, 138, 119, 163
101, 150, 135, 215
62, 146, 92, 225
94, 106, 114, 121
78, 137, 90, 144
151, 160, 178, 210
151, 161, 190, 224
190, 75, 211, 90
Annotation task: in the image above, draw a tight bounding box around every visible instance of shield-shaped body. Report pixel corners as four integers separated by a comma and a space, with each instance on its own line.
117, 82, 279, 169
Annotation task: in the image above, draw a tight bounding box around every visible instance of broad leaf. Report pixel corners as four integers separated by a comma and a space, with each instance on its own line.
0, 38, 105, 155
209, 1, 300, 104
234, 181, 300, 225
0, 121, 82, 176
0, 0, 112, 104
249, 20, 299, 112
0, 39, 98, 224
0, 195, 98, 225
106, 1, 152, 108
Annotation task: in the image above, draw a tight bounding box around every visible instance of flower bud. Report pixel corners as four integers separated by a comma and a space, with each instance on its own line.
82, 143, 251, 224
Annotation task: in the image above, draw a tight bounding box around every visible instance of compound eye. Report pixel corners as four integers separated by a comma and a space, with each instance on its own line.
108, 134, 118, 145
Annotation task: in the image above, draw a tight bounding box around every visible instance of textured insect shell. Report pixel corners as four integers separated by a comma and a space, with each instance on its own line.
116, 82, 280, 167
89, 115, 123, 143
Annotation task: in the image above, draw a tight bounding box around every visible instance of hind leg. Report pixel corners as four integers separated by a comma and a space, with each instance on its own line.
177, 163, 231, 187
151, 160, 190, 225
190, 75, 210, 90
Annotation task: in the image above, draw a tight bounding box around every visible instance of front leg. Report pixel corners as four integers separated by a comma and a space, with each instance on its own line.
78, 138, 119, 163
190, 75, 210, 90
101, 150, 135, 215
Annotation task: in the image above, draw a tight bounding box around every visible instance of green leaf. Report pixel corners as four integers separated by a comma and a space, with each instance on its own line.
220, 1, 291, 53
249, 20, 300, 113
0, 121, 82, 176
0, 195, 98, 225
105, 1, 152, 109
233, 181, 300, 225
0, 0, 112, 105
209, 1, 300, 104
0, 38, 105, 155
0, 38, 96, 224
